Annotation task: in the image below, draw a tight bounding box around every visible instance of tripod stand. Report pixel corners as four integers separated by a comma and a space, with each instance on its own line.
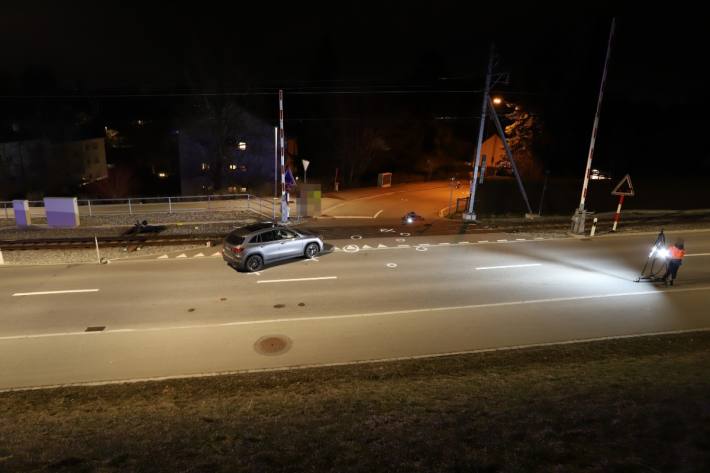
635, 229, 667, 283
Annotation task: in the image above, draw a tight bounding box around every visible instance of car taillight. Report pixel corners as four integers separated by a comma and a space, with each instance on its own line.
232, 246, 244, 254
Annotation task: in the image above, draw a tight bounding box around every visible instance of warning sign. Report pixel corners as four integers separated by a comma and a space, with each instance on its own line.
611, 174, 635, 196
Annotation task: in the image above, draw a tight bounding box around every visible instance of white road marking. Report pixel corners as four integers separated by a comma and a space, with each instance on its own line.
211, 252, 221, 257
475, 263, 542, 271
516, 238, 526, 241
439, 242, 450, 245
176, 254, 187, 258
395, 238, 406, 242
415, 246, 428, 252
157, 255, 168, 259
333, 216, 373, 219
379, 228, 395, 233
459, 241, 470, 244
343, 245, 360, 253
386, 263, 397, 268
361, 245, 373, 249
350, 235, 363, 240
687, 253, 710, 257
377, 244, 388, 249
478, 240, 489, 243
398, 244, 410, 248
193, 253, 204, 258
399, 232, 410, 237
374, 210, 384, 218
256, 276, 338, 284
12, 289, 100, 297
6, 286, 710, 341
497, 239, 508, 242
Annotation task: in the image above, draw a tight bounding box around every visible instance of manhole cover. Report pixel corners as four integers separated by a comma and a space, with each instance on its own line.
254, 335, 293, 356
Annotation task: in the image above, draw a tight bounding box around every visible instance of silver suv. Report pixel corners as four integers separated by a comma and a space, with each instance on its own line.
222, 223, 324, 272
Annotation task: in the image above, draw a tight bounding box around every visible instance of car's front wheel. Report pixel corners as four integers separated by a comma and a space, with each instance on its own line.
245, 254, 264, 272
304, 242, 320, 259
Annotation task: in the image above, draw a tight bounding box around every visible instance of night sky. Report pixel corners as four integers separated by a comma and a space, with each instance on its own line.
2, 1, 709, 178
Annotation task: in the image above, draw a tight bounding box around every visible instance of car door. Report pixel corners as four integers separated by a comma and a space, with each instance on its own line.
274, 228, 303, 259
256, 230, 279, 263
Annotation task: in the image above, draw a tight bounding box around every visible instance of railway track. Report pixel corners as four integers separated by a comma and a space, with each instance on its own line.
0, 234, 226, 250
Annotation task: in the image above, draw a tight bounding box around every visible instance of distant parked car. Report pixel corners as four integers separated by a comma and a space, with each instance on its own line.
222, 223, 324, 272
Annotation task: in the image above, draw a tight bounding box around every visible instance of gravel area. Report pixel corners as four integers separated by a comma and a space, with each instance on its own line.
0, 212, 260, 240
0, 244, 209, 266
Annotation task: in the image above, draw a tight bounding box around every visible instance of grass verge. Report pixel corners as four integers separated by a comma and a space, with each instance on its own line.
1, 332, 709, 472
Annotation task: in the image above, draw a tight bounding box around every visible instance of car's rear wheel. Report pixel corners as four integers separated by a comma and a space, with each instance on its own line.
305, 242, 320, 259
245, 254, 263, 272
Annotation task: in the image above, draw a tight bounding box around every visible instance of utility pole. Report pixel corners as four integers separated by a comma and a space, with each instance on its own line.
279, 89, 286, 198
572, 18, 616, 234
463, 44, 494, 222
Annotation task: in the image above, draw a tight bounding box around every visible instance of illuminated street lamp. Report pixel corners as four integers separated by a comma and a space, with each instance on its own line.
492, 97, 503, 105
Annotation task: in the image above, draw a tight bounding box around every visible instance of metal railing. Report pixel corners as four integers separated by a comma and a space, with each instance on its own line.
1, 194, 278, 220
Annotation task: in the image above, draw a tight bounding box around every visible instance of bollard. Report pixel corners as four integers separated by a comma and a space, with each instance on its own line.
88, 199, 93, 217
168, 197, 172, 214
128, 199, 133, 215
94, 236, 101, 264
590, 217, 598, 237
0, 248, 4, 265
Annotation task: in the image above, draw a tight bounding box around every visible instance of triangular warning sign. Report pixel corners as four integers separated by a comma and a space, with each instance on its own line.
611, 174, 635, 196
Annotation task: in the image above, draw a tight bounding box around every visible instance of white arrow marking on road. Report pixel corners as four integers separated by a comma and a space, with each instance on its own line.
374, 210, 384, 218
257, 276, 338, 284
377, 244, 388, 249
158, 255, 168, 259
212, 252, 221, 257
362, 245, 372, 250
13, 289, 100, 297
475, 263, 542, 271
380, 228, 395, 233
194, 253, 204, 258
176, 254, 187, 258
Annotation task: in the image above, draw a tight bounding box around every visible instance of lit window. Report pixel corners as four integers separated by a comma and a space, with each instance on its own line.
201, 162, 209, 171
228, 164, 237, 171
239, 164, 247, 172
227, 186, 237, 193
238, 141, 247, 151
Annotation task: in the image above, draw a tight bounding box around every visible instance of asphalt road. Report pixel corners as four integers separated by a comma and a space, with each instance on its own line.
1, 229, 710, 390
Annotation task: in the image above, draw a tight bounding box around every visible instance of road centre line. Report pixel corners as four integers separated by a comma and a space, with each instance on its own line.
475, 263, 542, 271
4, 286, 710, 341
687, 253, 710, 257
12, 289, 100, 297
256, 276, 338, 284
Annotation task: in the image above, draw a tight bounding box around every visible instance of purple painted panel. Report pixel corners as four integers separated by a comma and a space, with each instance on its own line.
44, 197, 80, 228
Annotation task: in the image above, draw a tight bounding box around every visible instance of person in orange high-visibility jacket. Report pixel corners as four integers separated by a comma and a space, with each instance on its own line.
662, 239, 685, 286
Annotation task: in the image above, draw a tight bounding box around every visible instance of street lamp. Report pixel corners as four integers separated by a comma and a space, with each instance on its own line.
492, 97, 503, 105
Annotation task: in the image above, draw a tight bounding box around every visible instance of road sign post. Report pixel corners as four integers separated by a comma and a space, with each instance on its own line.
611, 174, 634, 232
302, 159, 310, 184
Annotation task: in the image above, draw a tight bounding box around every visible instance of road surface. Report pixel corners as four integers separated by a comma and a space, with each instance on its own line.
1, 229, 709, 390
